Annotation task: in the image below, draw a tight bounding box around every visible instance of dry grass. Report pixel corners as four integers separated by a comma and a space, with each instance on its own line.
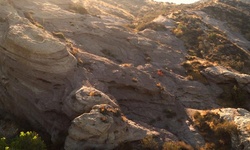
182, 57, 213, 84
193, 111, 238, 150
172, 12, 249, 73
246, 123, 250, 131
89, 91, 101, 97
163, 141, 194, 150
141, 135, 159, 150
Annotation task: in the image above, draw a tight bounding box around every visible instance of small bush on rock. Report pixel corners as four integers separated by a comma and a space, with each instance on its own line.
193, 111, 238, 150
163, 141, 194, 150
141, 135, 159, 150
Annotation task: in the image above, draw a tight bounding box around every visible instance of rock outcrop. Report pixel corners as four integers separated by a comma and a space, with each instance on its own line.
0, 0, 249, 149
202, 66, 250, 89
65, 104, 148, 150
0, 0, 77, 142
218, 108, 250, 150
0, 0, 174, 147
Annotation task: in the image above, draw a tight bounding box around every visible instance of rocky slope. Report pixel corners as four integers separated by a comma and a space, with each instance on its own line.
0, 0, 249, 149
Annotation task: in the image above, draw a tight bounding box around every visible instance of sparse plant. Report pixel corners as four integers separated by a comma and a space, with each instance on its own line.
136, 22, 167, 31
100, 116, 108, 123
0, 137, 8, 149
0, 131, 46, 150
199, 142, 216, 150
156, 83, 164, 91
218, 84, 248, 109
172, 12, 249, 74
141, 135, 159, 150
163, 141, 194, 150
89, 91, 101, 97
115, 142, 134, 150
208, 33, 217, 41
193, 111, 238, 150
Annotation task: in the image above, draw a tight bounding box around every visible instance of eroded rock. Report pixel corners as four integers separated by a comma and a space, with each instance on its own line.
63, 86, 118, 118
218, 108, 250, 150
65, 104, 148, 150
0, 0, 77, 142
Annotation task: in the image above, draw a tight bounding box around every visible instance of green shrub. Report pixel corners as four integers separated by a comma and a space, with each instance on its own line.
0, 137, 8, 150
0, 131, 46, 150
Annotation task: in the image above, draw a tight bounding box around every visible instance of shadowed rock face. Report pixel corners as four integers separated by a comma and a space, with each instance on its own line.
0, 0, 77, 142
0, 0, 250, 149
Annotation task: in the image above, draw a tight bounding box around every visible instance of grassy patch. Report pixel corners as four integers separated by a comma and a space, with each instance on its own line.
182, 57, 213, 83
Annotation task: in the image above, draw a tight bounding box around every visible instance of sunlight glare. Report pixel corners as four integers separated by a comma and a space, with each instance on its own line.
154, 0, 200, 4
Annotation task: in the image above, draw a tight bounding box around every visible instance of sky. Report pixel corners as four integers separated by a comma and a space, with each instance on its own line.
154, 0, 200, 4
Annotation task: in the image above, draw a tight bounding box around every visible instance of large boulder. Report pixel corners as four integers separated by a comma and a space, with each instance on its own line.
65, 104, 148, 150
62, 86, 119, 118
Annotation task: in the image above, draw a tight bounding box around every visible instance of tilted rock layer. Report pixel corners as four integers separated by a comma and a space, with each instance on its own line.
0, 0, 249, 149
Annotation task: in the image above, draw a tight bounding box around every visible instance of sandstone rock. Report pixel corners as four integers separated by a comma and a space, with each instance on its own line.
202, 66, 250, 93
0, 0, 249, 149
0, 0, 77, 142
62, 86, 118, 118
65, 104, 148, 150
218, 108, 250, 150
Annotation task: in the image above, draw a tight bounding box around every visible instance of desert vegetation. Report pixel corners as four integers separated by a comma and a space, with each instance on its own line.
140, 135, 194, 150
0, 131, 46, 150
202, 0, 250, 40
217, 84, 249, 110
193, 111, 238, 150
172, 12, 249, 72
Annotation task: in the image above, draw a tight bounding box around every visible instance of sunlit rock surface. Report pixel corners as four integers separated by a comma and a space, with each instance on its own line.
0, 0, 249, 149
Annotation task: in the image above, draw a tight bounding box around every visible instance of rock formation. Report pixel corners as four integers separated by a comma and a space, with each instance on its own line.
65, 104, 148, 150
218, 108, 250, 150
0, 0, 249, 149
